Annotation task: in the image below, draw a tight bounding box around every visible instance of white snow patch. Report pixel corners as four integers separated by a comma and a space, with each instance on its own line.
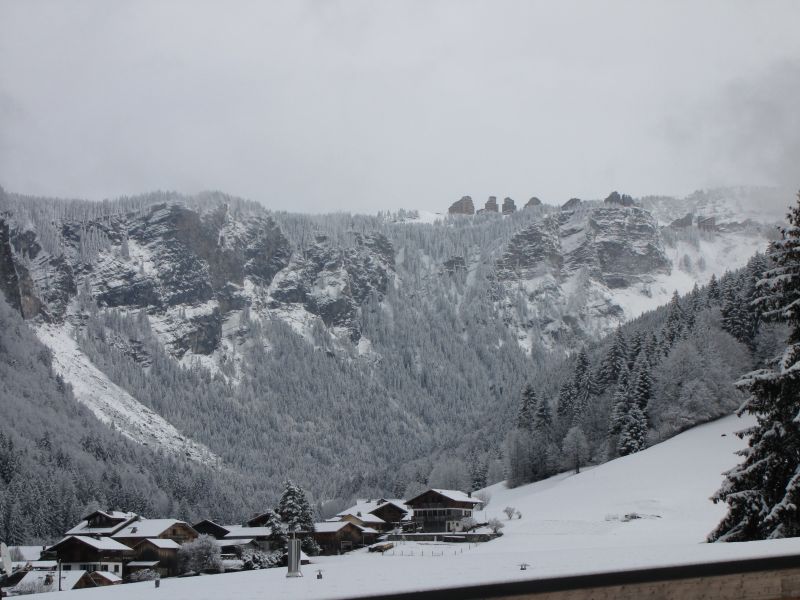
34, 324, 219, 467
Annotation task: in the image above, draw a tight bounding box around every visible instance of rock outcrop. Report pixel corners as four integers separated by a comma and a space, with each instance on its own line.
669, 213, 694, 229
448, 196, 475, 215
525, 197, 542, 208
605, 191, 635, 207
562, 198, 582, 211
502, 197, 516, 214
485, 197, 499, 212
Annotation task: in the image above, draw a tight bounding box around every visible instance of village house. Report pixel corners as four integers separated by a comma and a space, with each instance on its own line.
332, 498, 412, 532
45, 536, 132, 576
65, 510, 138, 538
312, 521, 378, 555
192, 519, 275, 551
128, 538, 182, 578
112, 518, 198, 547
405, 489, 483, 533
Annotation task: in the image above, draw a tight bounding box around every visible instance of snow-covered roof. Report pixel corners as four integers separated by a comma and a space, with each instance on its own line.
50, 536, 132, 552
336, 511, 386, 525
222, 526, 272, 539
137, 538, 181, 550
13, 570, 87, 592
65, 512, 138, 536
336, 498, 410, 521
92, 571, 122, 582
314, 521, 374, 534
430, 489, 482, 504
215, 538, 254, 547
10, 546, 46, 561
127, 560, 160, 568
113, 519, 189, 539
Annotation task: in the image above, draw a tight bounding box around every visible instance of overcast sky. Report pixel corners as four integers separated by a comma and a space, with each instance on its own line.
1, 0, 799, 214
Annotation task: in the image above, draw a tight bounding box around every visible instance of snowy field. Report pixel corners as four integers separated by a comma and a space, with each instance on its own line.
28, 414, 800, 599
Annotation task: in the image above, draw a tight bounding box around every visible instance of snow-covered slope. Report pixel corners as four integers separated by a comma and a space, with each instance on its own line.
35, 414, 800, 600
34, 323, 219, 466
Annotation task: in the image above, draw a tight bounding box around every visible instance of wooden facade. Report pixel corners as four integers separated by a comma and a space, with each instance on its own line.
193, 520, 231, 539
405, 490, 480, 533
113, 521, 198, 548
47, 537, 131, 577
312, 522, 376, 555
371, 502, 408, 527
130, 539, 180, 578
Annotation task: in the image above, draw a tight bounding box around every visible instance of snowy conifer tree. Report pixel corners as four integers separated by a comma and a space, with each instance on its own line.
517, 384, 537, 431
710, 193, 800, 542
617, 403, 647, 456
533, 395, 553, 439
597, 328, 628, 390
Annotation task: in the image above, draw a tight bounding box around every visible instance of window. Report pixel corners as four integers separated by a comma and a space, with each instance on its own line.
114, 565, 120, 573
63, 565, 72, 571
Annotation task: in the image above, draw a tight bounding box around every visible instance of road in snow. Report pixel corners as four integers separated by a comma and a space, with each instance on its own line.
28, 413, 800, 599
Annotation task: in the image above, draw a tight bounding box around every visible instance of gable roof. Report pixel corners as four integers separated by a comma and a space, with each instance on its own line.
113, 519, 191, 539
49, 536, 132, 553
65, 511, 138, 536
335, 511, 386, 526
406, 489, 482, 506
192, 519, 231, 537
10, 546, 45, 561
134, 538, 181, 550
221, 525, 272, 539
314, 521, 375, 534
336, 498, 410, 521
14, 570, 88, 593
91, 571, 122, 583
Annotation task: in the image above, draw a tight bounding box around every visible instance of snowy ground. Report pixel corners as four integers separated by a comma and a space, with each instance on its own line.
27, 413, 800, 599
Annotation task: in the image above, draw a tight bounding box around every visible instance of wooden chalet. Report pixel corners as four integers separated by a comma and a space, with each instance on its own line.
65, 510, 138, 538
312, 521, 377, 555
192, 519, 276, 551
405, 489, 482, 533
112, 519, 198, 547
46, 536, 132, 576
333, 498, 412, 532
193, 519, 232, 539
129, 538, 182, 578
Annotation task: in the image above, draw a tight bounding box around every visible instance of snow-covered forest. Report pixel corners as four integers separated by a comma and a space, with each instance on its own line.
0, 185, 789, 544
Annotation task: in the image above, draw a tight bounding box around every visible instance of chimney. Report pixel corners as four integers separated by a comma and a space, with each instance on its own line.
468, 491, 472, 498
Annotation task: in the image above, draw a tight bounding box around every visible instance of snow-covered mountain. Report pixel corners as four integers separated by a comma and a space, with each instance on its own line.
0, 185, 786, 495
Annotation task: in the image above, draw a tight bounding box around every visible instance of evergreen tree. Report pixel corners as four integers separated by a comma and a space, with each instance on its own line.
629, 352, 653, 414
710, 193, 800, 542
707, 273, 721, 304
556, 381, 577, 436
517, 385, 537, 431
608, 366, 631, 438
533, 395, 554, 439
661, 291, 685, 351
597, 328, 628, 390
278, 481, 315, 533
617, 403, 648, 456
